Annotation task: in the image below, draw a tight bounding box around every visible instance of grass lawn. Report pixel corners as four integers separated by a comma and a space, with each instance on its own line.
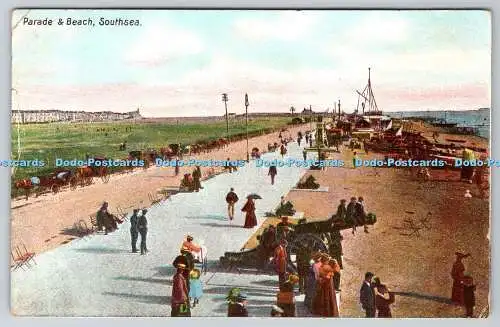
10, 117, 292, 181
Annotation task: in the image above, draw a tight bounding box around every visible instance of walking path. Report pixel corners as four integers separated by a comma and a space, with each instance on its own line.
12, 141, 316, 317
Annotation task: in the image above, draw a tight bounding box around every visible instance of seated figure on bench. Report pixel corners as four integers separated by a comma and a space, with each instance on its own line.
180, 174, 194, 192
181, 235, 203, 262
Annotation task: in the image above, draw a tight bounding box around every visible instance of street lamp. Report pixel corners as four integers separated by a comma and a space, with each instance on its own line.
222, 93, 229, 135
245, 93, 249, 162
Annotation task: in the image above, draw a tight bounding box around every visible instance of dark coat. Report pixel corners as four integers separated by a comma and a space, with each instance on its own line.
268, 166, 277, 176
355, 202, 366, 222
226, 191, 239, 203
360, 282, 375, 311
138, 215, 147, 231
346, 202, 357, 224
335, 204, 347, 221
130, 213, 138, 233
227, 303, 248, 317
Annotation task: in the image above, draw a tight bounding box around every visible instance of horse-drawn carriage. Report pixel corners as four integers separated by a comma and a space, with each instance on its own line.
14, 169, 78, 199
129, 150, 159, 169
75, 157, 110, 186
219, 213, 376, 273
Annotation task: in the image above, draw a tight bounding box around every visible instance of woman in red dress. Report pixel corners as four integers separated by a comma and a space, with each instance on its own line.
312, 255, 340, 317
241, 198, 257, 228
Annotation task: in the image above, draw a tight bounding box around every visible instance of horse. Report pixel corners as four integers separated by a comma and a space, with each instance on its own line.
14, 179, 33, 200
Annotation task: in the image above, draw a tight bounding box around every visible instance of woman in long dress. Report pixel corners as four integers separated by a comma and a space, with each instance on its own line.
242, 198, 257, 228
312, 256, 340, 317
372, 277, 395, 317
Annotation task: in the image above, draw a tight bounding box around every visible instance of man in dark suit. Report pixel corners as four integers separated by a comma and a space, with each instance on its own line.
138, 209, 148, 255
129, 209, 139, 253
228, 293, 249, 317
355, 196, 369, 233
360, 272, 376, 317
346, 197, 357, 235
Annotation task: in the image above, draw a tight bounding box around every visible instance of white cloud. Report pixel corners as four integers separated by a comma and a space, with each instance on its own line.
345, 12, 410, 44
125, 22, 204, 66
233, 11, 318, 41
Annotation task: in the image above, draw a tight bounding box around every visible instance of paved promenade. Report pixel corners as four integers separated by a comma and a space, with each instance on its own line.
12, 142, 315, 317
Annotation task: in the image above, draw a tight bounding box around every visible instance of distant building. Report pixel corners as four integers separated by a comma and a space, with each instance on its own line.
11, 108, 143, 124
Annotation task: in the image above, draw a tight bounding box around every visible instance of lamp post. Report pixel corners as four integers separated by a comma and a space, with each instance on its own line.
245, 93, 249, 162
222, 93, 229, 135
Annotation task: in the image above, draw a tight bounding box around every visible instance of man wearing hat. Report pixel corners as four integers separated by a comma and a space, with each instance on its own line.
228, 293, 249, 317
129, 209, 140, 253
451, 251, 470, 304
335, 199, 347, 222
137, 209, 148, 255
171, 263, 190, 317
360, 272, 376, 317
225, 187, 239, 221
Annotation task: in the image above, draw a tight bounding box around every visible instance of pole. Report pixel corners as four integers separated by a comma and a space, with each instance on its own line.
245, 93, 249, 162
222, 93, 229, 136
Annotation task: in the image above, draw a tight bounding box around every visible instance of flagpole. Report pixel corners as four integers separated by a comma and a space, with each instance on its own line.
245, 93, 249, 162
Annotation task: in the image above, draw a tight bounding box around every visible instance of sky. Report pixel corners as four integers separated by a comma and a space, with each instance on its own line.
11, 10, 491, 117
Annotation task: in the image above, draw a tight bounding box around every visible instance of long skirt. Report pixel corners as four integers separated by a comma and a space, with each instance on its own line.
312, 279, 339, 317
451, 279, 464, 305
304, 272, 316, 311
244, 212, 257, 228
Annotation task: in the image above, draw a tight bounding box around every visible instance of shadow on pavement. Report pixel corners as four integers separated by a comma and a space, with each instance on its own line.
393, 291, 453, 304
250, 280, 279, 287
113, 275, 171, 285
199, 222, 242, 228
74, 247, 130, 254
204, 286, 277, 299
102, 291, 171, 305
184, 215, 228, 220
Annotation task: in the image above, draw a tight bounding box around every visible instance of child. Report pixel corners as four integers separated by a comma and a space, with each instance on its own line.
189, 268, 203, 308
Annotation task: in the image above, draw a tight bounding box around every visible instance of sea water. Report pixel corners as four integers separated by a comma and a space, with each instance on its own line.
388, 108, 490, 139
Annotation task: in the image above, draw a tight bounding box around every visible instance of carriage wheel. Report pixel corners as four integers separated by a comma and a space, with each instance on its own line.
69, 177, 78, 190
101, 173, 110, 183
287, 233, 328, 268
51, 184, 60, 194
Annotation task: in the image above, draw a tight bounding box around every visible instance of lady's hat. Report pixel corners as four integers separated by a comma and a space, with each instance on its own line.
287, 274, 300, 284
455, 251, 470, 259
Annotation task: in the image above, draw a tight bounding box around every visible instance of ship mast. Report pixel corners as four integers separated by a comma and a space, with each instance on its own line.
356, 67, 380, 115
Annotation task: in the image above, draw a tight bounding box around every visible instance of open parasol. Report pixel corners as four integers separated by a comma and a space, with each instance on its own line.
247, 193, 262, 199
